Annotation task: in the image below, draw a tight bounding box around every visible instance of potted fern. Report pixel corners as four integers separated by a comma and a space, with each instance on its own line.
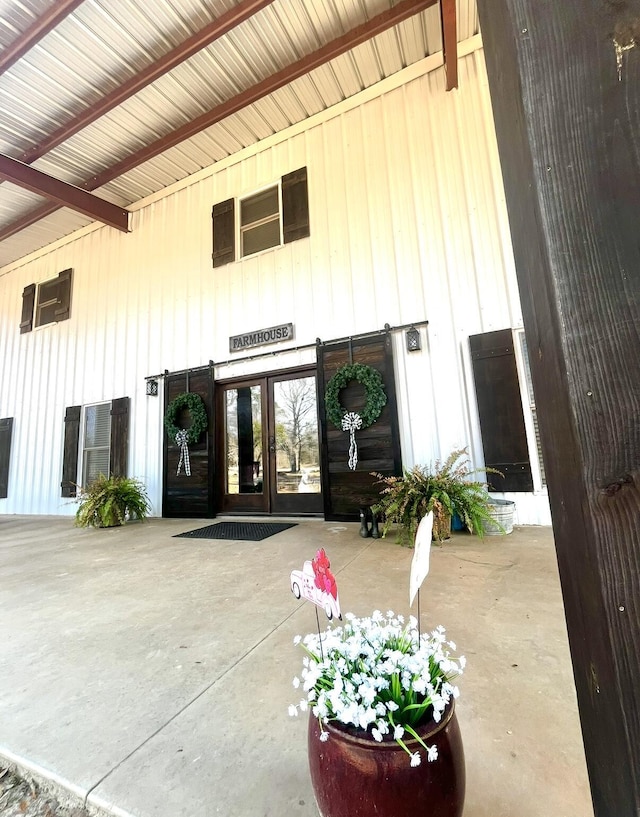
75, 474, 151, 528
372, 449, 502, 544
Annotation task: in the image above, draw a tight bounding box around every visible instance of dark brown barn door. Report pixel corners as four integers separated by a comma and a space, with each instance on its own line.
318, 333, 401, 521
162, 367, 214, 518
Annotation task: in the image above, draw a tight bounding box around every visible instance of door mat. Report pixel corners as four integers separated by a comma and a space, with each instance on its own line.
174, 521, 297, 541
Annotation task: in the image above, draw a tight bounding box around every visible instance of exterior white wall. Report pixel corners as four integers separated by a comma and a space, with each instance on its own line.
0, 45, 551, 524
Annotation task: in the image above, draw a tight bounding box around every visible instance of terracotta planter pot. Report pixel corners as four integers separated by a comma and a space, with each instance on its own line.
308, 702, 465, 817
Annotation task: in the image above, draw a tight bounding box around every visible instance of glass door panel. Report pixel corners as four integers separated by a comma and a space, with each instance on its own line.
220, 382, 267, 512
270, 373, 323, 514
273, 376, 321, 495
216, 370, 322, 515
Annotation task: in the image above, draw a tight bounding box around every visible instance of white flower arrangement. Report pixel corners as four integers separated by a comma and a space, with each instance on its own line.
290, 610, 465, 766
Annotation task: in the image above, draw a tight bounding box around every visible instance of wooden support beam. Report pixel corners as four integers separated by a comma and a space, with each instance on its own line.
0, 155, 130, 233
0, 0, 85, 74
476, 2, 640, 815
0, 0, 436, 243
440, 0, 458, 90
16, 0, 276, 165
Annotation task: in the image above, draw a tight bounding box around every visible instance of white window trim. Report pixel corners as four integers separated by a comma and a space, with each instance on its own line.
513, 328, 547, 494
238, 180, 283, 260
77, 401, 111, 488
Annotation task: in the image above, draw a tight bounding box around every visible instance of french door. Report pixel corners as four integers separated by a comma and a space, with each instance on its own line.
216, 368, 323, 515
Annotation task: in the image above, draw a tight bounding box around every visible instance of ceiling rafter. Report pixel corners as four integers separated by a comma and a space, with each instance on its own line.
0, 154, 130, 232
0, 0, 439, 243
0, 0, 86, 75
86, 0, 439, 185
16, 0, 276, 166
440, 0, 458, 90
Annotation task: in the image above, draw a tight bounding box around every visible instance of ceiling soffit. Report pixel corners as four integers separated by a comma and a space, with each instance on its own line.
0, 0, 476, 266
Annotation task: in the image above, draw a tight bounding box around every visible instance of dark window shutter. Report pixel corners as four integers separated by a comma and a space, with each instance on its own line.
212, 198, 235, 268
282, 166, 310, 244
109, 397, 130, 478
61, 406, 81, 497
20, 284, 36, 334
54, 268, 73, 322
470, 329, 534, 492
0, 417, 14, 499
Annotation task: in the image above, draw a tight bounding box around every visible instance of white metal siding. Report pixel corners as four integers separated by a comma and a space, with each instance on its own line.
0, 48, 551, 524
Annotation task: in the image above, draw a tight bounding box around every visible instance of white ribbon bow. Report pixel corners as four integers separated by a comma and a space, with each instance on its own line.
341, 411, 363, 470
176, 429, 191, 476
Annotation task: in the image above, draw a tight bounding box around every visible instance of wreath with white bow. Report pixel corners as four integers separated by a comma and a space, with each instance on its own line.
325, 363, 387, 470
164, 392, 208, 476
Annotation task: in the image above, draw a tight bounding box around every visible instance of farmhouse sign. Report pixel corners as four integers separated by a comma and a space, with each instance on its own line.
229, 323, 294, 353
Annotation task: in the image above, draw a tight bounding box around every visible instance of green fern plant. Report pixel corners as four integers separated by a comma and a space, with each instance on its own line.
372, 449, 502, 545
75, 474, 151, 528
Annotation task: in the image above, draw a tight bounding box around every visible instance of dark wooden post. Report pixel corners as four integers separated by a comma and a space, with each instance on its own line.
476, 2, 640, 814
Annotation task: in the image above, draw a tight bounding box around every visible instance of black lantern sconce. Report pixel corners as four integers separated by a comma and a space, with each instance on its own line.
146, 378, 159, 396
405, 326, 421, 352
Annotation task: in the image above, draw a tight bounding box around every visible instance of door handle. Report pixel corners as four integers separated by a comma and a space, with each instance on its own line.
269, 435, 276, 453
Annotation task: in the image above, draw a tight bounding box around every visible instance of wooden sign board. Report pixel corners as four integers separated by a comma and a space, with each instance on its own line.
230, 323, 294, 353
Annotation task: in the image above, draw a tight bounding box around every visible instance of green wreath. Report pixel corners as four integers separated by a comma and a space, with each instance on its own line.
164, 392, 208, 445
325, 363, 387, 429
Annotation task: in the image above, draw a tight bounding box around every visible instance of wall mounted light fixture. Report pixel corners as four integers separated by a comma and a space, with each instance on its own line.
405, 326, 421, 352
146, 378, 159, 396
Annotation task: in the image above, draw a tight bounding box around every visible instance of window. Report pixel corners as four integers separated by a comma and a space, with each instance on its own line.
20, 268, 73, 333
240, 185, 281, 257
35, 277, 60, 328
61, 397, 129, 498
212, 167, 309, 268
81, 403, 111, 486
516, 330, 547, 488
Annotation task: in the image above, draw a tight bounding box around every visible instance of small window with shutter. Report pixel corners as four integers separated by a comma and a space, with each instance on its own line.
212, 167, 309, 267
22, 268, 73, 333
62, 397, 129, 496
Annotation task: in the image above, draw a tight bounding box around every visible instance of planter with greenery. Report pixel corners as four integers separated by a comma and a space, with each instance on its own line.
290, 610, 466, 817
372, 449, 502, 544
75, 474, 151, 528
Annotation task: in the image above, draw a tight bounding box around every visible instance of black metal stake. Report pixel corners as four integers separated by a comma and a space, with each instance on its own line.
315, 606, 325, 662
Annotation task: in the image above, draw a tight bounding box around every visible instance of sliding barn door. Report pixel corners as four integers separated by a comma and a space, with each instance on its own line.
162, 366, 215, 518
318, 333, 401, 521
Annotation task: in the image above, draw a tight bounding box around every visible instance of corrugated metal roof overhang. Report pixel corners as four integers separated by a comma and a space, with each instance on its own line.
0, 0, 479, 268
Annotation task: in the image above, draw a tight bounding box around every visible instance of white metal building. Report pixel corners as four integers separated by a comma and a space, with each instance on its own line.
0, 0, 551, 524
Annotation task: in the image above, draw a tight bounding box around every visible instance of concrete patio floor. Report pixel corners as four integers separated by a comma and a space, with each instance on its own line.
0, 516, 593, 817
